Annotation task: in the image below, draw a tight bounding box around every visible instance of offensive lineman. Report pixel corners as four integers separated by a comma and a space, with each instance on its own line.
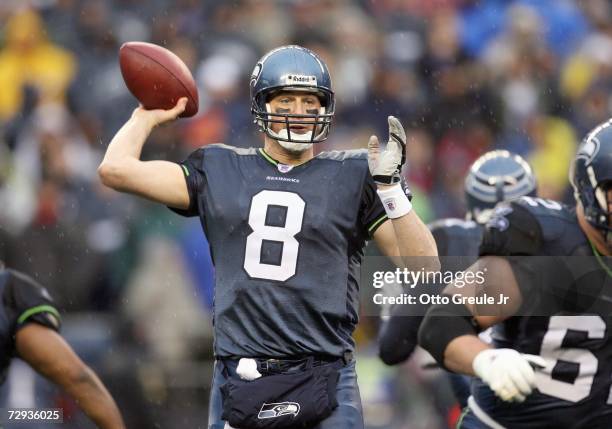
0, 264, 125, 428
378, 150, 537, 367
98, 45, 438, 428
419, 120, 612, 428
378, 151, 536, 427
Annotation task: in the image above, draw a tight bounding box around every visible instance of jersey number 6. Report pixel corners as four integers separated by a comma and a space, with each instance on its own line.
244, 190, 305, 281
536, 315, 609, 403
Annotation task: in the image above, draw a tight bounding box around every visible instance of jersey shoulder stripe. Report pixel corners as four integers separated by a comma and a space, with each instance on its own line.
3, 269, 61, 332
17, 304, 60, 327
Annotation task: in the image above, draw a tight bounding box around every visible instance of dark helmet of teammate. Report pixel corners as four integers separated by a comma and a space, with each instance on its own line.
465, 150, 537, 224
250, 45, 335, 144
570, 119, 612, 245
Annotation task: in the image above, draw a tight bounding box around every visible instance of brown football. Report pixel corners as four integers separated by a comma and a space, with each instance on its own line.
119, 41, 198, 117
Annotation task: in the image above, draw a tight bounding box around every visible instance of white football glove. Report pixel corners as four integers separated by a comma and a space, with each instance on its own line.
473, 348, 546, 402
368, 116, 407, 185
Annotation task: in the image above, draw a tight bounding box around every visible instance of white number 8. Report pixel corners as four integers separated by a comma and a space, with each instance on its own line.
244, 190, 305, 281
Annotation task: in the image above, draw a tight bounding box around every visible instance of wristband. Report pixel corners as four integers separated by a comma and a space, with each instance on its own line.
377, 184, 412, 219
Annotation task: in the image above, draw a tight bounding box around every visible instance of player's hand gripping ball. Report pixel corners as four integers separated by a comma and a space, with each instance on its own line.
119, 41, 198, 117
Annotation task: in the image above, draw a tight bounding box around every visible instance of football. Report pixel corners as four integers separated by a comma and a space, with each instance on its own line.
119, 41, 198, 117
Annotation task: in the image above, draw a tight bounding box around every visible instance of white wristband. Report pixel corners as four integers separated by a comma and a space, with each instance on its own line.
377, 184, 412, 219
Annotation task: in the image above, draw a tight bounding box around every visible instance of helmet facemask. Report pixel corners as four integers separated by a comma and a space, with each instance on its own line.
582, 175, 612, 247
596, 182, 612, 246
252, 89, 334, 147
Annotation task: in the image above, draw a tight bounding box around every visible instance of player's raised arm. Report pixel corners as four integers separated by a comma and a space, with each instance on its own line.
370, 116, 440, 271
16, 323, 125, 429
98, 99, 191, 209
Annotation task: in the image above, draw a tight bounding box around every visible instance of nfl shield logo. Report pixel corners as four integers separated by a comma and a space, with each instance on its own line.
277, 164, 294, 173
385, 199, 396, 211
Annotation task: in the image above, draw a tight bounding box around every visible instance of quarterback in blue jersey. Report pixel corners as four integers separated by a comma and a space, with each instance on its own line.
99, 45, 438, 429
419, 120, 612, 428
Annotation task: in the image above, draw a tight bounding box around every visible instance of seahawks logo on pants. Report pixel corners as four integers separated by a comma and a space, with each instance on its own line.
258, 402, 300, 419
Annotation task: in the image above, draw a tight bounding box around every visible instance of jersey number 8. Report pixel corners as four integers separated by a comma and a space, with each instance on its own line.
243, 190, 305, 281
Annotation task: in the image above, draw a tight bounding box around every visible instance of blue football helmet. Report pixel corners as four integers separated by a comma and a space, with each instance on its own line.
571, 119, 612, 245
465, 150, 537, 224
250, 45, 335, 143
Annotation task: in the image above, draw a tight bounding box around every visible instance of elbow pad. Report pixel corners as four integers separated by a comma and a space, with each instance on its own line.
378, 315, 423, 365
418, 300, 480, 370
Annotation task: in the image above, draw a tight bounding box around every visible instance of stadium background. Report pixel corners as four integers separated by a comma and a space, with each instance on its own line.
0, 0, 608, 427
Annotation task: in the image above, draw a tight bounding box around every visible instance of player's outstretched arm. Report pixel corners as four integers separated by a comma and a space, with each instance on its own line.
419, 256, 545, 402
16, 324, 126, 429
98, 98, 190, 209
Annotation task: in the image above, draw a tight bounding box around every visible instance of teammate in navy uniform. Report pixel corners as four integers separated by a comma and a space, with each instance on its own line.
419, 120, 612, 428
0, 263, 125, 428
99, 45, 438, 429
378, 151, 536, 428
378, 150, 537, 367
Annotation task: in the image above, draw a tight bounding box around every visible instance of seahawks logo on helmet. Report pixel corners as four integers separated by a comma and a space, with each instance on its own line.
250, 63, 262, 87
576, 136, 600, 163
258, 402, 300, 419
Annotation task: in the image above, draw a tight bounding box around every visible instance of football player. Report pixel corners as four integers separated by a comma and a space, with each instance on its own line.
98, 45, 438, 429
378, 151, 536, 426
378, 150, 537, 367
0, 263, 125, 428
419, 120, 612, 428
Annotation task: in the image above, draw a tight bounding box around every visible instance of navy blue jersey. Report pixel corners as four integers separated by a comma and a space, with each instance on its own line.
473, 196, 612, 428
0, 269, 61, 384
378, 218, 483, 365
172, 145, 387, 358
428, 218, 483, 272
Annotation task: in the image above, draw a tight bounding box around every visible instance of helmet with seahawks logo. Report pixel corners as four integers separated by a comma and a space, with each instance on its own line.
571, 119, 612, 245
250, 45, 334, 144
465, 150, 537, 224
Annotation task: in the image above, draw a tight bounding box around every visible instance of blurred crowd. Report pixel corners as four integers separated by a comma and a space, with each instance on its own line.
0, 0, 611, 427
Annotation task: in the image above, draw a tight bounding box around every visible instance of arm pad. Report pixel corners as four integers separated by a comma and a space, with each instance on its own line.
418, 300, 480, 370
